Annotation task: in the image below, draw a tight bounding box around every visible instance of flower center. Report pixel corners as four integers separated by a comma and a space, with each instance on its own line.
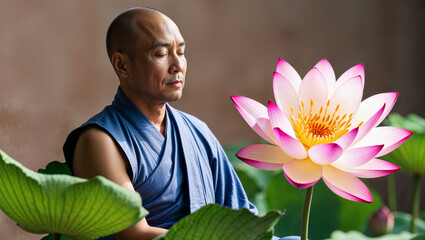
289, 99, 360, 148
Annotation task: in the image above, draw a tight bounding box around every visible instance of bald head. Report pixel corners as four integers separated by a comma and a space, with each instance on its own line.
106, 7, 164, 61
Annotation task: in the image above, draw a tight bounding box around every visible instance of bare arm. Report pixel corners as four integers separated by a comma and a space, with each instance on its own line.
73, 126, 167, 240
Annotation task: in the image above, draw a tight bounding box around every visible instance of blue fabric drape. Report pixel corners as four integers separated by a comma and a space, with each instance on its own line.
63, 88, 257, 239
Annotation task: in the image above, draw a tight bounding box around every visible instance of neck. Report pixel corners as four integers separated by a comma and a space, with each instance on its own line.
138, 102, 167, 136
120, 88, 167, 136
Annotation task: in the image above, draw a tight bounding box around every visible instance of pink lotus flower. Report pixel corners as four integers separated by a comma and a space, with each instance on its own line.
231, 58, 413, 203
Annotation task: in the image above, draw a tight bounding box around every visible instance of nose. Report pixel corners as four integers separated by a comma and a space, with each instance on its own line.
169, 53, 185, 74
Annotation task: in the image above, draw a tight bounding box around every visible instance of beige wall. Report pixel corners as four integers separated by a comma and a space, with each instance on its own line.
0, 0, 424, 239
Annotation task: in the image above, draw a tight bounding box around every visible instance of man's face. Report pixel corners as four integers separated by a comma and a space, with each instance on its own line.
124, 14, 187, 105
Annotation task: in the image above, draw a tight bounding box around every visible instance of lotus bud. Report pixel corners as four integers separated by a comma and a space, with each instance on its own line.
368, 206, 394, 236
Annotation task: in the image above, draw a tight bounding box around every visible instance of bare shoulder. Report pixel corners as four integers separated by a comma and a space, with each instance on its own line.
77, 126, 115, 148
73, 126, 132, 189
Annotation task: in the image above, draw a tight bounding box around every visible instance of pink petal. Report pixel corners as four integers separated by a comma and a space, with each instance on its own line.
298, 68, 328, 115
267, 100, 296, 138
231, 95, 277, 144
239, 159, 284, 171
353, 104, 386, 145
273, 128, 308, 159
283, 159, 322, 188
322, 165, 373, 203
334, 127, 359, 149
236, 144, 290, 170
273, 72, 299, 118
332, 145, 384, 168
351, 92, 398, 129
336, 63, 365, 90
308, 143, 343, 165
254, 118, 278, 145
231, 95, 268, 123
329, 76, 363, 117
354, 127, 413, 157
275, 58, 302, 92
236, 144, 292, 164
314, 58, 336, 96
343, 158, 400, 178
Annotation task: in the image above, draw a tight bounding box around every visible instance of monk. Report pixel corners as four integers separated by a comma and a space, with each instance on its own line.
63, 7, 257, 240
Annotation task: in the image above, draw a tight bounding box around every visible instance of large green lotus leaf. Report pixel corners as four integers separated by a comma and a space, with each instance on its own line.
338, 185, 383, 232
384, 113, 425, 174
154, 204, 284, 240
265, 172, 304, 237
328, 230, 415, 240
411, 234, 425, 240
383, 133, 425, 175
0, 149, 148, 240
265, 172, 341, 239
392, 212, 425, 234
385, 114, 425, 134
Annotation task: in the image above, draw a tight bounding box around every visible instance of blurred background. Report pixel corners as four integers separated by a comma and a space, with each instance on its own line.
0, 0, 424, 239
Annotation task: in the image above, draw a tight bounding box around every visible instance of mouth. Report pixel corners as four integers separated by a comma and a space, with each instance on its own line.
166, 79, 183, 87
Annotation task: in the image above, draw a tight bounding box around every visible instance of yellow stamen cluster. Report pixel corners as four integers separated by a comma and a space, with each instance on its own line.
290, 99, 355, 148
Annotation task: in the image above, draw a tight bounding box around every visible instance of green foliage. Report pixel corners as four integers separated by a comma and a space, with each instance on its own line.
383, 113, 425, 175
225, 143, 384, 239
338, 186, 383, 232
41, 234, 70, 240
329, 213, 425, 240
392, 212, 425, 235
265, 172, 304, 237
154, 204, 284, 240
383, 114, 425, 134
411, 234, 425, 240
0, 149, 148, 240
37, 161, 72, 175
328, 230, 415, 240
225, 142, 273, 214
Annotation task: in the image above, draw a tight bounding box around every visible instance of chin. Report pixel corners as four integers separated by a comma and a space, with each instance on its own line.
167, 96, 182, 102
164, 92, 183, 102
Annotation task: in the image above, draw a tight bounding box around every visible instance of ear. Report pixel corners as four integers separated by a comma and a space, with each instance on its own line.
111, 52, 130, 79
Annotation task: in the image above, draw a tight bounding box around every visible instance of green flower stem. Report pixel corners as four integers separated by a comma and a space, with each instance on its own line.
411, 173, 421, 234
387, 174, 397, 212
301, 185, 314, 240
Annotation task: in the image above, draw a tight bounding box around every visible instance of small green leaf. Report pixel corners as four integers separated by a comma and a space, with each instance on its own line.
38, 161, 72, 175
0, 149, 148, 240
41, 233, 70, 240
154, 204, 284, 240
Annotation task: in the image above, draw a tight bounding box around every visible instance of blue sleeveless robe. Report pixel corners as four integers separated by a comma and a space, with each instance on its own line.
63, 88, 257, 239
